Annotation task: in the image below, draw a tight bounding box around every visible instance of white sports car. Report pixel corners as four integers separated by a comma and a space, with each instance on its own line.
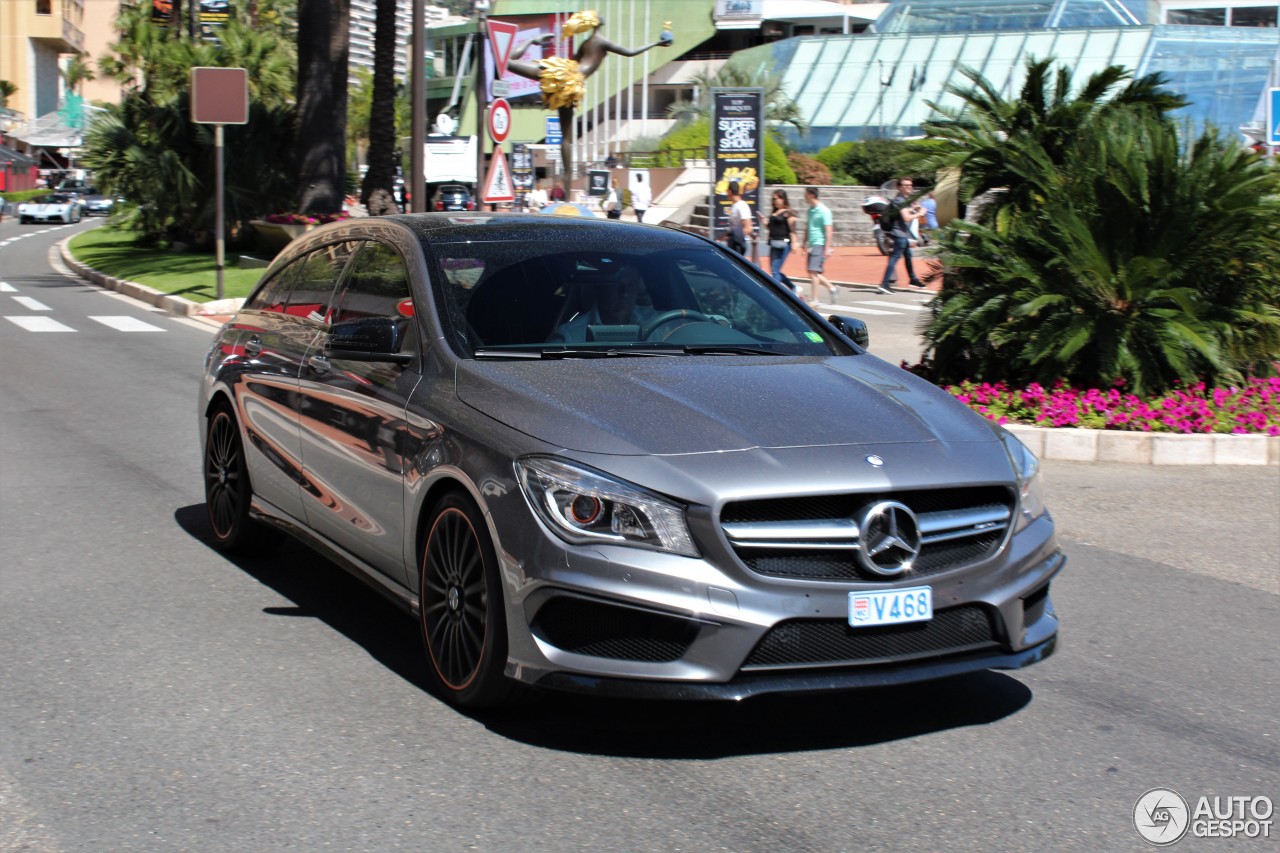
17, 194, 82, 224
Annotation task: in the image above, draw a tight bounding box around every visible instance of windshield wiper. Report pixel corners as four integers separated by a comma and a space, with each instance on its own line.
472, 348, 680, 360
677, 345, 785, 356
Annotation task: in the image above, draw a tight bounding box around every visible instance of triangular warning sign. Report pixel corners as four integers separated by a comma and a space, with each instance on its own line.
482, 147, 515, 203
488, 20, 518, 79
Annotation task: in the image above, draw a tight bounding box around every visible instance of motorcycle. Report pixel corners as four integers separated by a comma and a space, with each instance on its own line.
861, 195, 895, 256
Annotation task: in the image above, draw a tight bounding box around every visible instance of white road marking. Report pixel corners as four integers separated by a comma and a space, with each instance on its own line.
11, 296, 52, 311
4, 316, 76, 332
832, 306, 901, 316
856, 300, 928, 311
89, 315, 166, 332
0, 282, 15, 292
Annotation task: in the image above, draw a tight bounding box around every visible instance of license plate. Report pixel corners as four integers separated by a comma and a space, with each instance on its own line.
848, 587, 932, 628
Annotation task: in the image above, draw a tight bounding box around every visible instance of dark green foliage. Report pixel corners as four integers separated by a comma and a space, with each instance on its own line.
814, 138, 941, 186
657, 119, 797, 184
921, 110, 1280, 394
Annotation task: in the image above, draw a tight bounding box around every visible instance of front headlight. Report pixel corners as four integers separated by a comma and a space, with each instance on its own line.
999, 430, 1047, 532
515, 457, 698, 557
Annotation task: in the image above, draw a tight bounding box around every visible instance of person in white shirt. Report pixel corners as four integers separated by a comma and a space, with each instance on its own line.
726, 181, 753, 257
527, 180, 549, 212
630, 173, 652, 223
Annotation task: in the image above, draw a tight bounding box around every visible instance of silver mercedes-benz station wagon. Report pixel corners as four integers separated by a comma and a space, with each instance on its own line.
199, 214, 1063, 708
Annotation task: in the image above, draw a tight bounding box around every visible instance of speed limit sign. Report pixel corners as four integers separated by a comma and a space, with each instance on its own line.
488, 98, 511, 143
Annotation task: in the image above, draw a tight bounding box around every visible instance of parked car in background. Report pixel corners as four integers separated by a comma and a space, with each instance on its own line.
432, 183, 474, 211
198, 214, 1063, 710
16, 194, 82, 224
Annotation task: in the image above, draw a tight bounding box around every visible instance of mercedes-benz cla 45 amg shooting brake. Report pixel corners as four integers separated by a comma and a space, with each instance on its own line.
199, 214, 1063, 708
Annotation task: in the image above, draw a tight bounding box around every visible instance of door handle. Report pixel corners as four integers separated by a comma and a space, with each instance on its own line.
307, 354, 331, 375
243, 336, 262, 357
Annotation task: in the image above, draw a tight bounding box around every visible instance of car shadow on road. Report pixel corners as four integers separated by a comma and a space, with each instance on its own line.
176, 503, 1033, 759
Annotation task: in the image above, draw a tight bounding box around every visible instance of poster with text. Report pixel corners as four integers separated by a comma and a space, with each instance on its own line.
710, 89, 763, 244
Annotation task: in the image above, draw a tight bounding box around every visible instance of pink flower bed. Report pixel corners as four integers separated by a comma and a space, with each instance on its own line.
939, 376, 1280, 436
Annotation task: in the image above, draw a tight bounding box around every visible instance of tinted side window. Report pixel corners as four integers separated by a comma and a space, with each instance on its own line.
244, 261, 300, 313
289, 241, 360, 322
331, 242, 417, 355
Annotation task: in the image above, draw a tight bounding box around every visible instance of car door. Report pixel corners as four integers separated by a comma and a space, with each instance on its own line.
296, 238, 423, 586
230, 241, 358, 523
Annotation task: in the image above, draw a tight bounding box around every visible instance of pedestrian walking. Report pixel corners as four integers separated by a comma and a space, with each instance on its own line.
630, 173, 651, 223
725, 181, 753, 257
760, 189, 799, 287
878, 177, 926, 293
800, 187, 836, 303
604, 179, 621, 219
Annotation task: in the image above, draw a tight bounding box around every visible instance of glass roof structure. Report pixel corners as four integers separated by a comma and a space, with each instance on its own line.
873, 0, 1149, 33
734, 2, 1278, 149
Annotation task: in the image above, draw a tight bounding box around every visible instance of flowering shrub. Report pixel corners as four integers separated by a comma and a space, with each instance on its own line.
263, 212, 350, 225
936, 376, 1280, 436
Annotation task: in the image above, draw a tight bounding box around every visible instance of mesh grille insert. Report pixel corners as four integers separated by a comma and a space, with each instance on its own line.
531, 597, 701, 663
743, 605, 998, 670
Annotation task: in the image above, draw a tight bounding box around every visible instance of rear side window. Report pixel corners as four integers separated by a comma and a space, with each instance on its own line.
245, 241, 359, 318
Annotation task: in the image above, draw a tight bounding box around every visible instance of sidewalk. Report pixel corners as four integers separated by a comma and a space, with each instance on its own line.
773, 244, 942, 298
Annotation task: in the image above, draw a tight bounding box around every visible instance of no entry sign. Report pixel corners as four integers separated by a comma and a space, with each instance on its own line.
488, 98, 512, 143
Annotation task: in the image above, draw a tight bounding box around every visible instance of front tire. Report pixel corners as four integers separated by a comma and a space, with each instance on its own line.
419, 492, 513, 709
203, 402, 279, 552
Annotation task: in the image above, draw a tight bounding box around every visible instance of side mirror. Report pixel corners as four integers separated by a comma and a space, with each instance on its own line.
326, 317, 412, 365
827, 314, 869, 349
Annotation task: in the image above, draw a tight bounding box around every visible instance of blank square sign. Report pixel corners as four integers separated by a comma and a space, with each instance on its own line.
191, 67, 248, 125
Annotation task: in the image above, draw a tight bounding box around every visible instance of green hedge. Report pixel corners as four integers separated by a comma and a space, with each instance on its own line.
1, 189, 52, 204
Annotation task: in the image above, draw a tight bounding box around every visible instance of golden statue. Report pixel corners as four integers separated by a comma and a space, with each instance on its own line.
506, 11, 673, 197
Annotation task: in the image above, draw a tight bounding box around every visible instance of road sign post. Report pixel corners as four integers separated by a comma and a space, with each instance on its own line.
190, 67, 248, 301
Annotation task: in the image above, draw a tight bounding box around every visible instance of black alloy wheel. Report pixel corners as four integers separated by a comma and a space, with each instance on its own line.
204, 403, 276, 552
420, 492, 512, 709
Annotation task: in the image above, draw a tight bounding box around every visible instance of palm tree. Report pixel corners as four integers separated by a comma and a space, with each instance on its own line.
62, 55, 96, 96
916, 58, 1185, 216
920, 110, 1280, 393
666, 62, 807, 133
293, 0, 350, 214
0, 80, 16, 110
360, 0, 400, 216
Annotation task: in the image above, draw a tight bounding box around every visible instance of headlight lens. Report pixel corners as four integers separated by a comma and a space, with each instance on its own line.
999, 430, 1047, 531
515, 457, 698, 557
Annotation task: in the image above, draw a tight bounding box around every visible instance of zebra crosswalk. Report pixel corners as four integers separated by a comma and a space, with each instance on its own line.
3, 284, 170, 333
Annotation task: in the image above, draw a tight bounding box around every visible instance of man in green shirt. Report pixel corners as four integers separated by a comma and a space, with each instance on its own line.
800, 187, 836, 303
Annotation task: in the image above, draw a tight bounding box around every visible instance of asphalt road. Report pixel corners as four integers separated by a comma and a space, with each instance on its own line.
1, 219, 1277, 852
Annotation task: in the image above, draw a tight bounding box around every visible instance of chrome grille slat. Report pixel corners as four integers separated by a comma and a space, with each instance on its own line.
720, 489, 1014, 581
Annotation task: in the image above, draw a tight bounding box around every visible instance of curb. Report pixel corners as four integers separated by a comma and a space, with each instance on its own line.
59, 237, 242, 326
1004, 424, 1278, 467
59, 239, 1278, 466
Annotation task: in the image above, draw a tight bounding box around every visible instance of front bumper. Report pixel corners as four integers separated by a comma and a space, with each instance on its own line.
494, 491, 1065, 698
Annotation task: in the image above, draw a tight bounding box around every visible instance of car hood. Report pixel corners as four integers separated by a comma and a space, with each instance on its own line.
21, 203, 68, 210
455, 355, 996, 456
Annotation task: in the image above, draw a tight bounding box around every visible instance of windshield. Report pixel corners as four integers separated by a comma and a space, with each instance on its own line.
428, 239, 849, 358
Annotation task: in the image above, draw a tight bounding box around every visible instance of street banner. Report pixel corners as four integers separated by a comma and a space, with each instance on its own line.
545, 116, 562, 145
511, 143, 534, 209
710, 88, 764, 246
151, 0, 174, 24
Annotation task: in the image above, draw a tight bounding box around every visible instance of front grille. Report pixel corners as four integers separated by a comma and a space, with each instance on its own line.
721, 487, 1013, 581
531, 596, 701, 663
743, 605, 999, 670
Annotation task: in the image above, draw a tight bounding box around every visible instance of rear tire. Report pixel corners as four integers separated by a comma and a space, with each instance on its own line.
203, 402, 280, 552
419, 492, 513, 709
875, 229, 894, 256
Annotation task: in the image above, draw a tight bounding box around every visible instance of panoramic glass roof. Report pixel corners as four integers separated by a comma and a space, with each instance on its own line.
873, 0, 1150, 33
